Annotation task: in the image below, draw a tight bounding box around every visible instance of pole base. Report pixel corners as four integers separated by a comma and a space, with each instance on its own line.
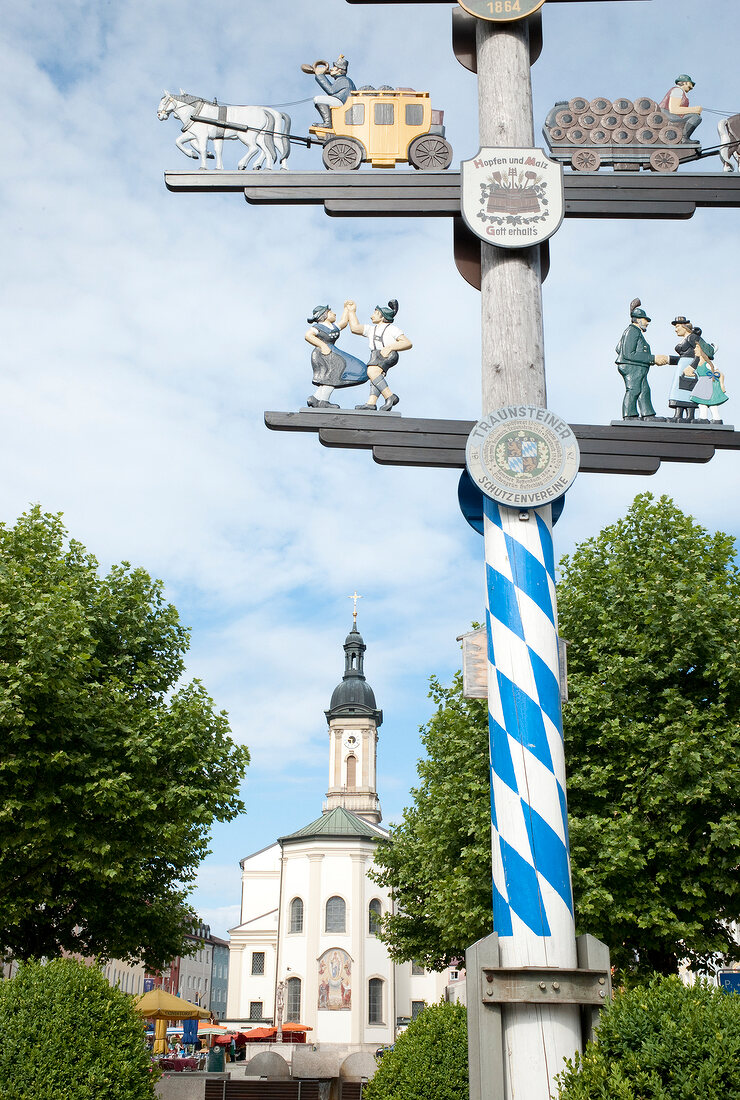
465, 932, 611, 1100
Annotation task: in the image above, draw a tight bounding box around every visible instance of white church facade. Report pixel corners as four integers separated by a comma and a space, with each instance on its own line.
227, 619, 447, 1051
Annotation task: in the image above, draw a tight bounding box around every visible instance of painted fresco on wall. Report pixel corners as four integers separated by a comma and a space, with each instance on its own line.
318, 948, 352, 1010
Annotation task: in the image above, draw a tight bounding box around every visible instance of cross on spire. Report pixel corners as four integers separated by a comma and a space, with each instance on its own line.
348, 590, 363, 625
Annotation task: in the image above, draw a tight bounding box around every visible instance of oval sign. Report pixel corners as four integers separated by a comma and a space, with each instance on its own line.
458, 0, 546, 22
465, 406, 579, 509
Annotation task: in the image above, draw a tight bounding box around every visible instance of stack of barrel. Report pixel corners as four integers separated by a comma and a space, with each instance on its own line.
542, 97, 693, 172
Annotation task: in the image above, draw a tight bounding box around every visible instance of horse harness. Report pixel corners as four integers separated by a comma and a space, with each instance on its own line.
177, 96, 226, 134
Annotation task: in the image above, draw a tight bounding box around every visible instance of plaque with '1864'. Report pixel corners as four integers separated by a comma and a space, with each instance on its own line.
457, 0, 546, 22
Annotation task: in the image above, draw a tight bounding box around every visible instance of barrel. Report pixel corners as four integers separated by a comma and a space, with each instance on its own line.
636, 127, 658, 145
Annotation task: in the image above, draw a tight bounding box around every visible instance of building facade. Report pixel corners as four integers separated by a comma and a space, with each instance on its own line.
177, 920, 213, 1011
227, 622, 447, 1050
210, 935, 230, 1020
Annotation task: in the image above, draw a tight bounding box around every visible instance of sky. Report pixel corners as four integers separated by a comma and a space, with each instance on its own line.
2, 0, 739, 940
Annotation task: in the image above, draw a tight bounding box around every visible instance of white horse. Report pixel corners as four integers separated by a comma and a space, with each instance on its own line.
718, 114, 740, 172
157, 91, 291, 170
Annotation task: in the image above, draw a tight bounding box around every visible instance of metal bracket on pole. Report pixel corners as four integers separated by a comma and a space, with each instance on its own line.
480, 966, 610, 1005
452, 8, 542, 72
454, 217, 550, 290
466, 933, 611, 1100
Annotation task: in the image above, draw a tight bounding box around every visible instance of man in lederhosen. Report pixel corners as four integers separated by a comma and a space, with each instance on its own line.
345, 299, 412, 412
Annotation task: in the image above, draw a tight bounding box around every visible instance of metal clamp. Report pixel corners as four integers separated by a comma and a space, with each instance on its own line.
481, 966, 610, 1006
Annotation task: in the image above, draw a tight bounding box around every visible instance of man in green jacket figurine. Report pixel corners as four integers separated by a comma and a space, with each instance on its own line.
615, 298, 671, 420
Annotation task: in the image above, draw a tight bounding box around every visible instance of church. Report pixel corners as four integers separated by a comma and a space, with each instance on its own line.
226, 616, 448, 1050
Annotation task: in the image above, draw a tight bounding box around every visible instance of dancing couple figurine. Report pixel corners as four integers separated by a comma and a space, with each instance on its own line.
305, 299, 412, 412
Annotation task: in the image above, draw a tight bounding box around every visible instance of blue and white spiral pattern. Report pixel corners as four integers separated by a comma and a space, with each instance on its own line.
484, 497, 576, 966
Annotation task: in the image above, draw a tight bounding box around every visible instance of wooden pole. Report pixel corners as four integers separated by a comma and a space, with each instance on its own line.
477, 19, 546, 412
476, 16, 582, 1099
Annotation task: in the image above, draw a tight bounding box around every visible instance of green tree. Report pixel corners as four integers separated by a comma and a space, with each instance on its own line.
0, 958, 157, 1100
372, 495, 740, 977
556, 975, 740, 1100
370, 675, 492, 969
0, 507, 249, 968
561, 493, 740, 975
364, 1002, 468, 1100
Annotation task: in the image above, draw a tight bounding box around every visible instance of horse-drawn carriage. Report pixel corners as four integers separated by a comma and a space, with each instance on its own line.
542, 96, 701, 173
158, 86, 452, 172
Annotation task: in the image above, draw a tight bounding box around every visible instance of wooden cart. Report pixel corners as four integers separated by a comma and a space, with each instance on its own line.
542, 96, 701, 173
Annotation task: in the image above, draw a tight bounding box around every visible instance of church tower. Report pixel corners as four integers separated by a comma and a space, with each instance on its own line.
324, 613, 382, 824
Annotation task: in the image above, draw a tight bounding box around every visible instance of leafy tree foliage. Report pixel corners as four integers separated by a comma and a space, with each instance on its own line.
0, 508, 249, 968
373, 495, 740, 977
0, 958, 156, 1100
556, 975, 740, 1100
364, 1002, 468, 1100
560, 493, 740, 975
370, 675, 491, 969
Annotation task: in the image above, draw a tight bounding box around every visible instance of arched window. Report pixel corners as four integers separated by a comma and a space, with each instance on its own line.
368, 978, 384, 1024
286, 977, 302, 1023
346, 755, 357, 788
325, 895, 346, 933
368, 898, 382, 935
289, 897, 304, 934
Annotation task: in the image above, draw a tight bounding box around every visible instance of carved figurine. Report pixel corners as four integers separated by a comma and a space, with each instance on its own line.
345, 300, 412, 412
301, 57, 356, 128
718, 113, 740, 173
615, 299, 671, 421
304, 305, 368, 409
659, 75, 702, 140
542, 83, 704, 174
157, 91, 291, 171
686, 328, 728, 424
668, 316, 699, 422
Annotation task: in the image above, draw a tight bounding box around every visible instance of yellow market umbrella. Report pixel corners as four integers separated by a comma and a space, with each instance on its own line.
153, 1019, 168, 1056
134, 988, 211, 1021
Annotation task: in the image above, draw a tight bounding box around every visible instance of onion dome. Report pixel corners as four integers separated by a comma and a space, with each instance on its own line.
325, 623, 383, 725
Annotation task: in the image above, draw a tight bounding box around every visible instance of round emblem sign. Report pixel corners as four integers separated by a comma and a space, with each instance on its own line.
457, 0, 546, 22
465, 406, 579, 509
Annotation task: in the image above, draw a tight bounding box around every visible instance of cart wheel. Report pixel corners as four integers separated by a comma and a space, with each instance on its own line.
408, 134, 453, 170
571, 149, 601, 172
322, 138, 364, 171
649, 149, 680, 173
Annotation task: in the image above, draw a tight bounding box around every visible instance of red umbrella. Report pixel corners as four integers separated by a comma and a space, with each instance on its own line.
215, 1030, 261, 1045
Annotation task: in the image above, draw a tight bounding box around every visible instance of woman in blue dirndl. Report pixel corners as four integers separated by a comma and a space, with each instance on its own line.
305, 305, 368, 408
688, 330, 728, 424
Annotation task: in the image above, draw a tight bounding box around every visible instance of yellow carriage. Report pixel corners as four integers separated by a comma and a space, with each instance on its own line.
310, 88, 453, 170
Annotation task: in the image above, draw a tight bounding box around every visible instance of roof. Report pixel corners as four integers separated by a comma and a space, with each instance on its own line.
279, 806, 389, 845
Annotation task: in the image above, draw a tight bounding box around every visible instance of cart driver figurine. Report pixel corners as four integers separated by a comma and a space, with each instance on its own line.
303, 56, 356, 128
345, 299, 412, 412
615, 299, 671, 421
659, 74, 703, 139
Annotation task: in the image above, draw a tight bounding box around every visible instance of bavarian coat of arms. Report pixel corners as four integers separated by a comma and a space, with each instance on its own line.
461, 147, 564, 248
